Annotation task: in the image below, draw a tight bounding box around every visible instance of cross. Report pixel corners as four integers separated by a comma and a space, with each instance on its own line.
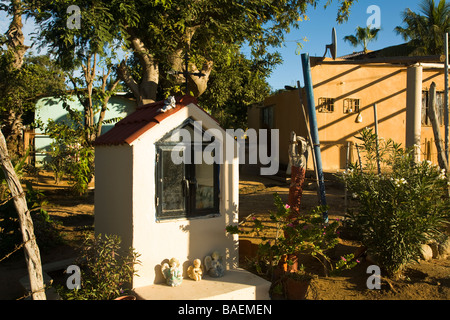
168, 52, 205, 95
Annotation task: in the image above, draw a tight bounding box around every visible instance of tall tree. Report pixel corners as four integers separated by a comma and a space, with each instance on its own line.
395, 0, 450, 55
66, 52, 121, 143
199, 44, 277, 129
0, 1, 66, 157
343, 26, 380, 53
30, 0, 357, 106
0, 0, 47, 300
0, 0, 28, 155
28, 1, 123, 143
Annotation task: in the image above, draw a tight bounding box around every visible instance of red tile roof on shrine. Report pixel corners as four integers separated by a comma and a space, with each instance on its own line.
94, 95, 201, 146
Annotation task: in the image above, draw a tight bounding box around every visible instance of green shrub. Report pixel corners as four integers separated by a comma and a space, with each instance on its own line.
57, 234, 140, 300
341, 128, 450, 277
43, 111, 95, 196
0, 181, 62, 259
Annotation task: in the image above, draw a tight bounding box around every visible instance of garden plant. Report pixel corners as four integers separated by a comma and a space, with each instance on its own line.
341, 128, 450, 278
226, 193, 358, 297
56, 234, 140, 300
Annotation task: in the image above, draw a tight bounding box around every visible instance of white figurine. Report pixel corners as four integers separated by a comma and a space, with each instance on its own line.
204, 251, 224, 278
161, 257, 183, 287
160, 96, 176, 112
187, 259, 203, 281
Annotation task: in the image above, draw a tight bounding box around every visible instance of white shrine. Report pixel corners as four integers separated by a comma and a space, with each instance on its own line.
94, 96, 270, 299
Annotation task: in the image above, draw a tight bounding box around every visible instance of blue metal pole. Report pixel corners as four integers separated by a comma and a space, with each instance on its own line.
301, 53, 328, 223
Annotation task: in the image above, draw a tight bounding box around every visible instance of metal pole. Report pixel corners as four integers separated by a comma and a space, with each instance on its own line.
373, 104, 381, 175
445, 33, 449, 162
301, 53, 328, 223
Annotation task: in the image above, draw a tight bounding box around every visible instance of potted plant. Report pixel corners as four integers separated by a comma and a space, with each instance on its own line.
269, 265, 315, 300
227, 193, 358, 299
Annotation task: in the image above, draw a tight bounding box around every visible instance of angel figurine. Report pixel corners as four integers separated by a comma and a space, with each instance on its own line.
161, 257, 183, 287
204, 251, 224, 278
187, 259, 203, 281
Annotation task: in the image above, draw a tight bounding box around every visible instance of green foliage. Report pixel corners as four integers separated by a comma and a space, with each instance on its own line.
226, 193, 358, 277
0, 176, 62, 259
395, 0, 450, 55
57, 234, 140, 300
43, 110, 95, 196
343, 26, 380, 52
29, 0, 357, 112
0, 47, 66, 157
198, 46, 275, 129
0, 51, 66, 122
340, 128, 450, 277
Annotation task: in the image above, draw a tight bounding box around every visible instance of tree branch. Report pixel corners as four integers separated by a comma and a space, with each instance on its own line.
117, 59, 141, 102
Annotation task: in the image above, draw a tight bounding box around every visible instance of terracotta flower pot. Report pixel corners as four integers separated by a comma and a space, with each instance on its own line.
114, 295, 137, 300
285, 278, 310, 300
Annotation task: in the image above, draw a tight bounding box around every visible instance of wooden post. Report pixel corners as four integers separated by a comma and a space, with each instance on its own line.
445, 33, 449, 162
428, 82, 449, 172
373, 104, 381, 175
0, 129, 46, 300
344, 141, 351, 213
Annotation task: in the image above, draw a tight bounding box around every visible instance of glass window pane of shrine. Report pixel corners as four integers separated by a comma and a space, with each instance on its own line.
194, 149, 218, 213
156, 119, 220, 220
159, 147, 186, 218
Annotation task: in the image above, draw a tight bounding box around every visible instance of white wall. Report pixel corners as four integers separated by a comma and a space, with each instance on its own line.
94, 145, 134, 250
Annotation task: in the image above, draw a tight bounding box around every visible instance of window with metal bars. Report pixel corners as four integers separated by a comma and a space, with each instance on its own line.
343, 98, 360, 114
318, 98, 335, 113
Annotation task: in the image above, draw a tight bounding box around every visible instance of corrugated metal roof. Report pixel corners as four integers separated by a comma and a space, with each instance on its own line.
94, 95, 201, 146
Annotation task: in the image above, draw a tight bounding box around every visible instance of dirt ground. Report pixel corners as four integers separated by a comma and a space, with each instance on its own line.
0, 171, 449, 300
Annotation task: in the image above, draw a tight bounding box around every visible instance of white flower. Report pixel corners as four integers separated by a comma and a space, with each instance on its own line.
392, 177, 407, 187
343, 168, 354, 177
438, 168, 447, 180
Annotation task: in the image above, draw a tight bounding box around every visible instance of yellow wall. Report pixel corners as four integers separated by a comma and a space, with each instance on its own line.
248, 59, 448, 172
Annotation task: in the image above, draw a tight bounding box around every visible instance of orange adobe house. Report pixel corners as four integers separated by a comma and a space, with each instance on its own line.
248, 49, 449, 173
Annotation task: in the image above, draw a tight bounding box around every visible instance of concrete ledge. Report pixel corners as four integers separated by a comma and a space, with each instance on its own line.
134, 268, 271, 300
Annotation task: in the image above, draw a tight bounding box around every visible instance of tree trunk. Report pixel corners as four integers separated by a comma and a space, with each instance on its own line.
4, 0, 29, 158
97, 70, 120, 138
6, 0, 28, 70
118, 27, 213, 104
429, 82, 449, 172
0, 129, 46, 300
118, 35, 159, 106
187, 60, 214, 97
4, 109, 24, 157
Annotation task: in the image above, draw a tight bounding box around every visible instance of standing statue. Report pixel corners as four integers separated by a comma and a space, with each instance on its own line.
161, 257, 183, 287
187, 259, 203, 281
204, 251, 224, 278
288, 132, 308, 218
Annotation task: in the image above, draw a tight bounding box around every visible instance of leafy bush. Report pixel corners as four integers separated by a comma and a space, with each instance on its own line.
43, 110, 95, 195
341, 128, 450, 277
57, 234, 140, 300
227, 194, 357, 278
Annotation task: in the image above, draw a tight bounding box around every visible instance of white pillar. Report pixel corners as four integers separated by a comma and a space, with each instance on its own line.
406, 65, 423, 162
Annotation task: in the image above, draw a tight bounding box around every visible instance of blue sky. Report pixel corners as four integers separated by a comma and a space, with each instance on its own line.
267, 0, 423, 90
0, 0, 424, 91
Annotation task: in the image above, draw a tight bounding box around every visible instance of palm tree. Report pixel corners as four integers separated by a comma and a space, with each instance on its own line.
395, 0, 450, 55
344, 26, 381, 53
